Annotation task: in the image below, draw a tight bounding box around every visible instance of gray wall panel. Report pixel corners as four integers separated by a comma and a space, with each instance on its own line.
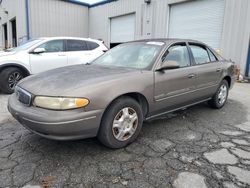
29, 0, 89, 38
221, 0, 250, 74
0, 0, 26, 49
89, 0, 145, 46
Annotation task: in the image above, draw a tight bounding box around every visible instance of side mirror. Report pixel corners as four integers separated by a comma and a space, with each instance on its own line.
156, 60, 180, 71
32, 48, 45, 54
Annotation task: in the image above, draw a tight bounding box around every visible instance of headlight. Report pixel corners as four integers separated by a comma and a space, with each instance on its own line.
33, 96, 89, 110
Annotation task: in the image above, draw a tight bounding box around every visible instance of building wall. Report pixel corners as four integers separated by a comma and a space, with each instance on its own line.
89, 0, 145, 45
0, 0, 26, 49
29, 0, 89, 38
89, 0, 192, 45
221, 0, 250, 75
89, 0, 250, 75
0, 0, 89, 49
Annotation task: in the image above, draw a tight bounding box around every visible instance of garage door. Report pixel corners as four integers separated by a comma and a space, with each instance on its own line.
110, 14, 135, 46
168, 0, 225, 49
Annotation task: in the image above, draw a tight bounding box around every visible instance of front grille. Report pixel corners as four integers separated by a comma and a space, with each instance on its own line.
15, 86, 32, 106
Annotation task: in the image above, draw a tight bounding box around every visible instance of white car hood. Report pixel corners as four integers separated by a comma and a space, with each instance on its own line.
0, 51, 24, 64
0, 51, 17, 57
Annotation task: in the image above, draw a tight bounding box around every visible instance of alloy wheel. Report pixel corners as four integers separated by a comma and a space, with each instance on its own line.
218, 84, 227, 105
112, 107, 138, 141
8, 72, 23, 90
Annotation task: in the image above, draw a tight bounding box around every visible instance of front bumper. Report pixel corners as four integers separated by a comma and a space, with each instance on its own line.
8, 94, 104, 140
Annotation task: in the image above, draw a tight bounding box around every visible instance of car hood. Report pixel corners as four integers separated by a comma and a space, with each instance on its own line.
18, 64, 139, 96
0, 51, 17, 57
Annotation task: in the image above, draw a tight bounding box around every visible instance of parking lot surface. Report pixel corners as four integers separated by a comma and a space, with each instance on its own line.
0, 83, 250, 188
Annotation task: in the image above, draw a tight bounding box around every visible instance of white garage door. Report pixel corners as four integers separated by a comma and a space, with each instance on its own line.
168, 0, 225, 49
110, 14, 135, 43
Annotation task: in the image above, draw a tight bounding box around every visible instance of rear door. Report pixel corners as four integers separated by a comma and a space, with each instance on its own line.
152, 43, 198, 114
188, 43, 223, 99
29, 40, 67, 74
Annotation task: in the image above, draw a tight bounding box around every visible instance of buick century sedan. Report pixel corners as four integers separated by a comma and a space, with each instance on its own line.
8, 39, 236, 148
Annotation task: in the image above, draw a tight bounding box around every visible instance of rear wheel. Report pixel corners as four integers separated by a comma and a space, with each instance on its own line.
0, 67, 24, 94
97, 97, 143, 148
208, 80, 229, 109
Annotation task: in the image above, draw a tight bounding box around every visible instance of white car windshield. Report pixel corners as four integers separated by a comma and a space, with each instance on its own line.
92, 43, 163, 70
7, 39, 42, 52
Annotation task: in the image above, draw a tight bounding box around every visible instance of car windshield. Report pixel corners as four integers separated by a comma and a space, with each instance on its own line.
92, 43, 163, 69
6, 39, 42, 52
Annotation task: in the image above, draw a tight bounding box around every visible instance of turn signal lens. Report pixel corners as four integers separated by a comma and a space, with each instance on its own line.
33, 96, 89, 110
75, 98, 89, 107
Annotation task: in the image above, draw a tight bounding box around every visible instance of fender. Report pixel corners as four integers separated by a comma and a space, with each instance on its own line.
0, 63, 31, 76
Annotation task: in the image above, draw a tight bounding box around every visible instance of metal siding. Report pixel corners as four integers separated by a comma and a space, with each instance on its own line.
110, 14, 135, 43
29, 0, 89, 38
89, 0, 145, 47
89, 0, 188, 46
0, 0, 26, 48
153, 0, 169, 38
221, 0, 250, 75
168, 0, 225, 49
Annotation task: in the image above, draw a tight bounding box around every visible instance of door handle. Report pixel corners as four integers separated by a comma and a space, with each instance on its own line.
216, 68, 222, 72
58, 54, 66, 56
188, 74, 196, 79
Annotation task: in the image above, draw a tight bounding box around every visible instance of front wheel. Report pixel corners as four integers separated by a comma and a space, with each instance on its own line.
0, 67, 24, 94
208, 80, 229, 109
97, 97, 143, 148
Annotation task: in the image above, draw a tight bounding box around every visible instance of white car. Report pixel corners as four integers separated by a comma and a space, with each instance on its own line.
0, 37, 108, 93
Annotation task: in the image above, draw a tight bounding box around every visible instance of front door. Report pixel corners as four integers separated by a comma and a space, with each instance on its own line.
30, 40, 67, 74
152, 43, 197, 115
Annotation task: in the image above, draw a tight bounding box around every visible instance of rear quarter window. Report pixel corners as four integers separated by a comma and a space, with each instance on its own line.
86, 41, 99, 50
207, 48, 218, 62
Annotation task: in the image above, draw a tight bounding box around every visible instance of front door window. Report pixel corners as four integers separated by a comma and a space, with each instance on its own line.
162, 44, 190, 67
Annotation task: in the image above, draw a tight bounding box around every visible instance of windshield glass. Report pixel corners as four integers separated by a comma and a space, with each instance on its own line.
92, 43, 163, 69
7, 39, 42, 52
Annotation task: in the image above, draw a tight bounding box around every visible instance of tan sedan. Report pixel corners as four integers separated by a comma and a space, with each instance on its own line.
8, 39, 236, 148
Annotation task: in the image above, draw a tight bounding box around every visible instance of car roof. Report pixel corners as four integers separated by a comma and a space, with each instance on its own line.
131, 38, 206, 46
37, 37, 103, 43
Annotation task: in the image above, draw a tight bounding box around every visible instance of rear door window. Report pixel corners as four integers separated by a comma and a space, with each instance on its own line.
66, 40, 88, 51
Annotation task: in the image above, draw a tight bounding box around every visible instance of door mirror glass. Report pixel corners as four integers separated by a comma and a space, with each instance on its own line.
33, 47, 45, 54
158, 60, 180, 70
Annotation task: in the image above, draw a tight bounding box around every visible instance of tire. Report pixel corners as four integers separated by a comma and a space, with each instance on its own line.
0, 67, 24, 94
208, 79, 229, 109
97, 97, 143, 149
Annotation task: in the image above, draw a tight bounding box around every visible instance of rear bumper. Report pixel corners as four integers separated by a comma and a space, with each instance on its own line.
8, 94, 104, 140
